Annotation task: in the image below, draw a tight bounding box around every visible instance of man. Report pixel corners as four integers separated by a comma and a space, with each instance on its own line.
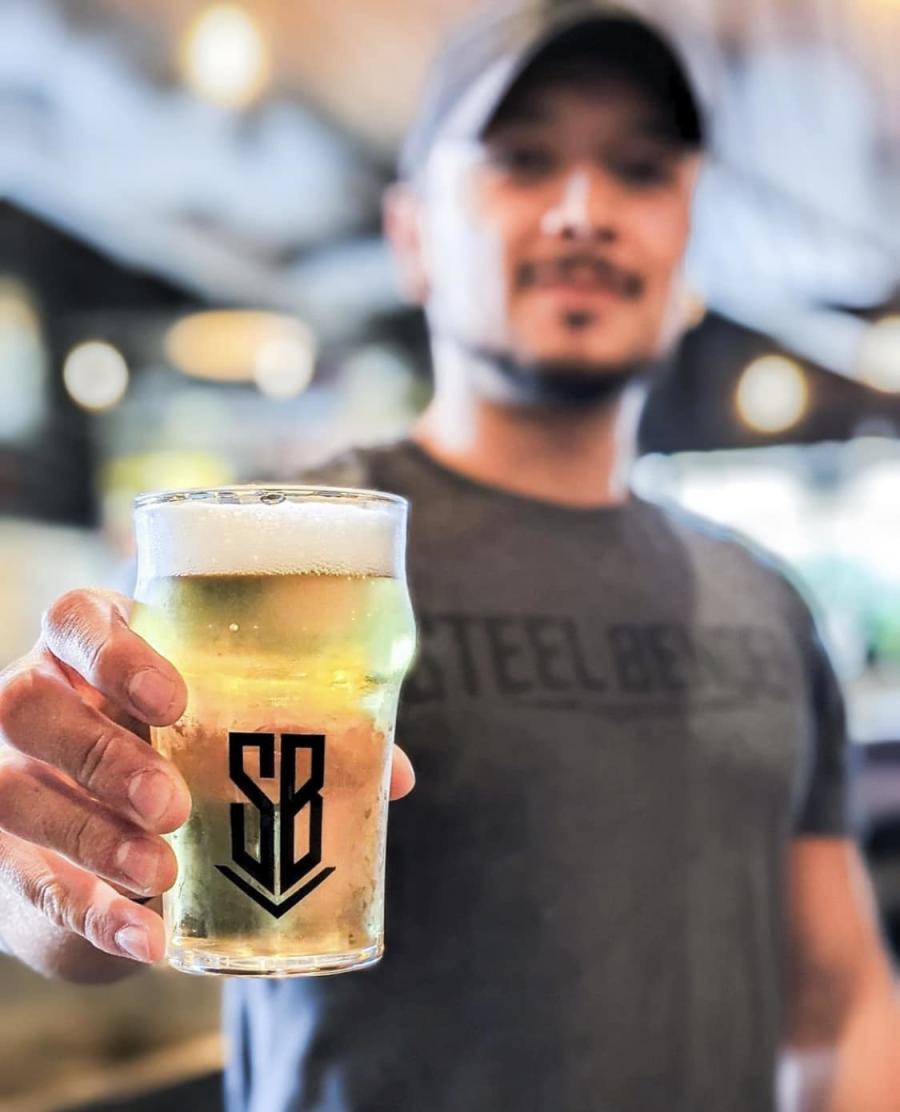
0, 2, 897, 1109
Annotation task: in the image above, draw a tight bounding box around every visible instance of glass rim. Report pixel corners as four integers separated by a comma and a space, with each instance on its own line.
133, 484, 408, 511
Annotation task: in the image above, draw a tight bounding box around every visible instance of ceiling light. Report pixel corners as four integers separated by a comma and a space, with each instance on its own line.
180, 3, 270, 110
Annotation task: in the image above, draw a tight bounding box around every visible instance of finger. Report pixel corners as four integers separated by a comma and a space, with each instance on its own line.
389, 745, 415, 801
0, 832, 166, 963
0, 666, 191, 832
0, 756, 177, 897
40, 589, 186, 725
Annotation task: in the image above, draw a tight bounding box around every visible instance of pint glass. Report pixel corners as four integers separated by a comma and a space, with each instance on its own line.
130, 486, 416, 977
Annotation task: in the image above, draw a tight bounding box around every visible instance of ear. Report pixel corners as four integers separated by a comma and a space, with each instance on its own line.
383, 181, 429, 306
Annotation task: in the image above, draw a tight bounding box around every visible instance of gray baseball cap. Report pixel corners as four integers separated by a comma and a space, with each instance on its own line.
400, 0, 705, 178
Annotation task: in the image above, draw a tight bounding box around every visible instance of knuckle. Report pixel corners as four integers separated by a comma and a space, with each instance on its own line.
0, 830, 13, 881
81, 901, 113, 951
42, 590, 92, 642
27, 870, 72, 931
65, 807, 101, 867
0, 668, 43, 739
43, 590, 123, 686
90, 629, 141, 702
0, 758, 23, 816
75, 725, 118, 789
87, 628, 123, 685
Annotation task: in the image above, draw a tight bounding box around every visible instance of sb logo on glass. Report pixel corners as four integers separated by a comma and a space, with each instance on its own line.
216, 732, 335, 918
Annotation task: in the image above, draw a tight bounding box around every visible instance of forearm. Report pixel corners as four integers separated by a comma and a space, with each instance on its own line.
823, 977, 900, 1112
785, 970, 900, 1112
0, 881, 144, 984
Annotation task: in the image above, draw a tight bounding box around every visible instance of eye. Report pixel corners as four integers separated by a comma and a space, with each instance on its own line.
487, 143, 557, 179
607, 154, 675, 188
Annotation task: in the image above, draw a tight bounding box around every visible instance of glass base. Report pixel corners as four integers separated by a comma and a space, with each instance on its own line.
167, 941, 383, 977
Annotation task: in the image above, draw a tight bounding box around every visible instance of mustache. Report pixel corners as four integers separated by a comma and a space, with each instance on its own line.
517, 252, 644, 299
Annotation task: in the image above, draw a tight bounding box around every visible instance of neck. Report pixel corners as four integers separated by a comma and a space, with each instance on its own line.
411, 341, 644, 508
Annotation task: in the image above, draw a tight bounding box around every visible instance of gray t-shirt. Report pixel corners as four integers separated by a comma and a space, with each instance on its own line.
224, 440, 850, 1112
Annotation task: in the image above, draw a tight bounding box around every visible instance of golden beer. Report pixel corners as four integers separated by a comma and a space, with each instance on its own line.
130, 489, 415, 976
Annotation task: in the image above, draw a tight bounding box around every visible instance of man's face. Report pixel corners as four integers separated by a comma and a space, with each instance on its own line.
413, 66, 701, 381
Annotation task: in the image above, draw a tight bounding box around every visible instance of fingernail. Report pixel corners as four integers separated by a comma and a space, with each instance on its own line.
127, 669, 175, 718
115, 925, 152, 963
128, 770, 175, 825
115, 838, 163, 893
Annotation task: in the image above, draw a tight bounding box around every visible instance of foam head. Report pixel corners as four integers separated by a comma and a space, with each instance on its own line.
134, 488, 407, 590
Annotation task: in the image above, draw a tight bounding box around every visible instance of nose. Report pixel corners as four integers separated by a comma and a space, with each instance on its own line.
540, 168, 617, 244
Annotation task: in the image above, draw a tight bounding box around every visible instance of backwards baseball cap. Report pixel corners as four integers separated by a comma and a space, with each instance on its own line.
400, 0, 705, 179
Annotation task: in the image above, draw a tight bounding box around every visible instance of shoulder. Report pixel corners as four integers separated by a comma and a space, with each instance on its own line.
648, 496, 819, 629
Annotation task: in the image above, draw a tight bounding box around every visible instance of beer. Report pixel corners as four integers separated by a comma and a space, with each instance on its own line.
130, 489, 415, 976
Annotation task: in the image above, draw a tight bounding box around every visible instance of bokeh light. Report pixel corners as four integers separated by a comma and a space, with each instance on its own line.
0, 278, 46, 439
62, 341, 129, 411
859, 315, 900, 393
735, 354, 809, 434
254, 330, 316, 399
165, 310, 316, 389
180, 3, 270, 110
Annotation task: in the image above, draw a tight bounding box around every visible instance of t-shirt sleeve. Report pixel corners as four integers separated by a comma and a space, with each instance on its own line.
792, 614, 856, 838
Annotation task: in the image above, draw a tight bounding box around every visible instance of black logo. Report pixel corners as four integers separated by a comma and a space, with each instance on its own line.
216, 732, 335, 918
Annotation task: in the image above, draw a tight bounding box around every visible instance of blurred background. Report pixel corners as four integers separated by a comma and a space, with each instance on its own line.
1, 0, 900, 1108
